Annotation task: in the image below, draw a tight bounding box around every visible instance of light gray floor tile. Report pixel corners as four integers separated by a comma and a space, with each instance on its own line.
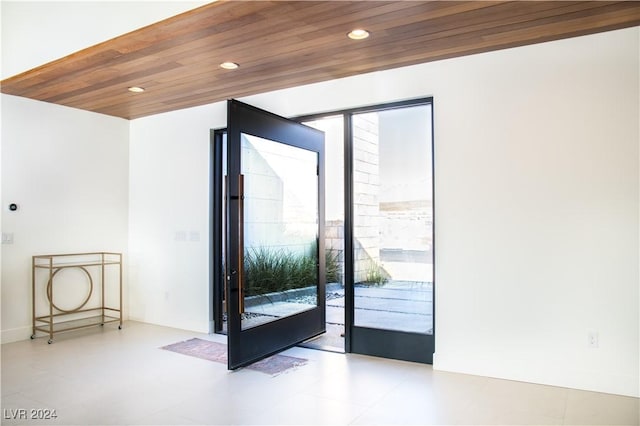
564, 388, 640, 425
1, 321, 637, 426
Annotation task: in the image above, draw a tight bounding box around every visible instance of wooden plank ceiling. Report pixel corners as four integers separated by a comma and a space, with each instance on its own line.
2, 1, 639, 120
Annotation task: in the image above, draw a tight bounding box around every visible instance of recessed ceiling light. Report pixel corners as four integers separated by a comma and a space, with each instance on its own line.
220, 62, 239, 70
347, 29, 369, 40
128, 86, 145, 93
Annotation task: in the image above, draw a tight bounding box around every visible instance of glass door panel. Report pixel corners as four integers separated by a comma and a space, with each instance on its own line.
226, 100, 325, 370
300, 115, 345, 352
240, 133, 319, 329
350, 103, 434, 363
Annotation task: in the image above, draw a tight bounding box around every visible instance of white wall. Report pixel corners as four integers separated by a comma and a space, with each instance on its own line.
1, 94, 129, 343
1, 1, 207, 79
129, 27, 639, 397
431, 30, 639, 398
128, 105, 220, 332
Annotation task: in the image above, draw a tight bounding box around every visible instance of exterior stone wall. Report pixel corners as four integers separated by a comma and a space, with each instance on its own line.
325, 220, 344, 284
352, 113, 381, 283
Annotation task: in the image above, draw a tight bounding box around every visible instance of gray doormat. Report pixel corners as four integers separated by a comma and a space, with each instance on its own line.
161, 338, 307, 375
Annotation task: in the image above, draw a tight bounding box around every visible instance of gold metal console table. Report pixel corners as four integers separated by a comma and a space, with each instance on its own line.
31, 252, 123, 343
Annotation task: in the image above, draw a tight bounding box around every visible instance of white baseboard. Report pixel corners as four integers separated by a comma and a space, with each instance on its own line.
434, 351, 639, 398
1, 314, 131, 345
1, 326, 33, 344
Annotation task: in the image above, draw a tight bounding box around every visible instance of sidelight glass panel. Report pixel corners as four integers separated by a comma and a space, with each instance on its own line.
302, 115, 345, 350
352, 106, 433, 334
240, 133, 319, 329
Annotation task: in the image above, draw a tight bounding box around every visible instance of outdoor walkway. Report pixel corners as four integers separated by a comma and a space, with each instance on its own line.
241, 281, 433, 349
327, 281, 433, 334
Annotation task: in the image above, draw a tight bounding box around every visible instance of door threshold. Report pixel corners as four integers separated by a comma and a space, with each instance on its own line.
298, 325, 345, 353
297, 340, 345, 354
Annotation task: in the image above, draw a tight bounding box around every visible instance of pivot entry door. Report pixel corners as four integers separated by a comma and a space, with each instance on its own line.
225, 100, 326, 369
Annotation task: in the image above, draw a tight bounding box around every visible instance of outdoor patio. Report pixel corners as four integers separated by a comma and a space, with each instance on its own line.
303, 281, 434, 351
229, 281, 433, 351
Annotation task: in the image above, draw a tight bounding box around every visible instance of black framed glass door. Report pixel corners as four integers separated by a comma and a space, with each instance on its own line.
224, 100, 326, 369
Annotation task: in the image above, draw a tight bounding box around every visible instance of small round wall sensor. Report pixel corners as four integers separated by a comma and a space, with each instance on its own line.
8, 203, 18, 211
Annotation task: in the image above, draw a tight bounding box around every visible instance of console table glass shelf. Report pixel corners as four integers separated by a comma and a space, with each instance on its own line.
32, 252, 123, 343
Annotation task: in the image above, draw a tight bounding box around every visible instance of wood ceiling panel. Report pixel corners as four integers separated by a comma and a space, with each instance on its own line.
2, 1, 639, 120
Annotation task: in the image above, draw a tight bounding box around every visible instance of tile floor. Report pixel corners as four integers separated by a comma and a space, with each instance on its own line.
1, 321, 638, 425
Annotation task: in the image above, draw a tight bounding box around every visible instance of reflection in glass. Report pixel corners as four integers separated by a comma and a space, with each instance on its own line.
240, 133, 319, 329
353, 106, 433, 334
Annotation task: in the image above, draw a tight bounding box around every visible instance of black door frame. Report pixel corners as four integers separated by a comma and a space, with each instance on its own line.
210, 129, 225, 335
211, 97, 435, 365
296, 97, 435, 363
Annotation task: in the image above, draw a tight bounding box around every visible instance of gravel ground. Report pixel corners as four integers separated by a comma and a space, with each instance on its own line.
222, 311, 275, 321
222, 291, 343, 321
290, 292, 343, 305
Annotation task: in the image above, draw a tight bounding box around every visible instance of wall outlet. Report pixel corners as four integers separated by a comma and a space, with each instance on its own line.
588, 331, 599, 348
1, 232, 14, 244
